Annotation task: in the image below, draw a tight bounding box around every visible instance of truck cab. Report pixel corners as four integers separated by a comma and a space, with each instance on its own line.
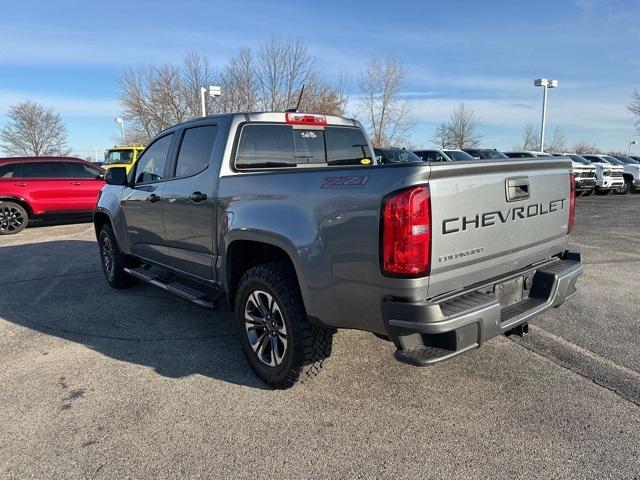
103, 146, 145, 174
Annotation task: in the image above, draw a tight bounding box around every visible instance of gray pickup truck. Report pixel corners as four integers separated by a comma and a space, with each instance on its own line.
95, 112, 583, 388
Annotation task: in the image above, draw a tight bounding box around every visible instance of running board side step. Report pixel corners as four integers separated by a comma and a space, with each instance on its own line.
124, 267, 221, 310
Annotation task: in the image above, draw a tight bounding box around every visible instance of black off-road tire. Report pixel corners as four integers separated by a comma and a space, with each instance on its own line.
234, 262, 333, 389
98, 224, 137, 289
0, 201, 28, 235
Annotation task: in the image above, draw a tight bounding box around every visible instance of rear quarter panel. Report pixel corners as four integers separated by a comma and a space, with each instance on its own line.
217, 164, 433, 334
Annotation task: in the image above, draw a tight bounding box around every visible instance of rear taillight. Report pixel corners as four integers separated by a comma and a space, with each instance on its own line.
381, 185, 431, 276
568, 173, 576, 234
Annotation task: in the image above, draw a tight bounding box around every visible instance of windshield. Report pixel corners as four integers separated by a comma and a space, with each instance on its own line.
480, 150, 508, 159
104, 150, 134, 165
569, 155, 590, 164
615, 156, 639, 164
604, 156, 623, 165
377, 149, 423, 164
443, 150, 475, 161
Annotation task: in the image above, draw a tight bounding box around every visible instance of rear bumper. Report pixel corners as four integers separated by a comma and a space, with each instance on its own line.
382, 251, 583, 365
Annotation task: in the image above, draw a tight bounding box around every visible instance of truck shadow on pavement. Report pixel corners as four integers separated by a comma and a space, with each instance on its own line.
0, 240, 269, 390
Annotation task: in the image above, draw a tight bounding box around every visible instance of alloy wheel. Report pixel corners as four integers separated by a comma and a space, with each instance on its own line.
101, 235, 115, 278
0, 205, 25, 233
244, 290, 288, 367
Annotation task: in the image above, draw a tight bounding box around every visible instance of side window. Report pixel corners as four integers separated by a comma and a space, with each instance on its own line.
235, 125, 295, 169
0, 164, 15, 178
14, 162, 68, 178
325, 127, 372, 166
174, 125, 218, 178
134, 134, 173, 183
64, 162, 101, 178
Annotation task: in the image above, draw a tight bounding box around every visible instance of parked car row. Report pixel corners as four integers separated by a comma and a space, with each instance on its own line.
374, 147, 640, 197
1, 127, 636, 236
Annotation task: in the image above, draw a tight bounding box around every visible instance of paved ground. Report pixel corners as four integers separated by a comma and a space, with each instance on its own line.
0, 196, 639, 479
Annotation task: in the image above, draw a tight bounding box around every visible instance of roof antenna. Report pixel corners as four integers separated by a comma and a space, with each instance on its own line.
286, 84, 305, 113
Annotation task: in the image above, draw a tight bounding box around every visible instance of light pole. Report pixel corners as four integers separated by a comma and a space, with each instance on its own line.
629, 140, 638, 155
115, 117, 125, 144
200, 85, 222, 117
534, 78, 558, 152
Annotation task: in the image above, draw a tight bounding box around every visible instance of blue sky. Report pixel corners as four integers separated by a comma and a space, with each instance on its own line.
1, 0, 639, 156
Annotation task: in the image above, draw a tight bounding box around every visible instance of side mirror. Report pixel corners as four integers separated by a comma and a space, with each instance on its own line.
105, 167, 128, 186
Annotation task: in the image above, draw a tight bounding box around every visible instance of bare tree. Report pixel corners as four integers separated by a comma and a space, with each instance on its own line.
118, 52, 217, 143
627, 90, 640, 132
432, 122, 451, 148
357, 57, 414, 147
446, 103, 482, 149
1, 101, 70, 156
573, 142, 601, 154
544, 126, 567, 153
120, 41, 347, 143
516, 123, 539, 150
218, 47, 258, 113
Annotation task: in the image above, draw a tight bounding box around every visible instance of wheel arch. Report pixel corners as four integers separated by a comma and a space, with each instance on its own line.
93, 210, 113, 240
0, 196, 34, 218
225, 237, 304, 311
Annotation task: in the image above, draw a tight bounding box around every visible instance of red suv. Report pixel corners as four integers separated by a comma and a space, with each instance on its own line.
0, 157, 105, 235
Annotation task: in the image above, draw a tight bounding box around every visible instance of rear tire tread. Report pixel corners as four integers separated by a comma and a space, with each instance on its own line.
235, 262, 333, 389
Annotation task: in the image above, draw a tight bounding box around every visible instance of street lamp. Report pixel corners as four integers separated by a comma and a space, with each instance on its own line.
629, 140, 638, 155
200, 85, 222, 117
534, 78, 558, 152
115, 117, 125, 144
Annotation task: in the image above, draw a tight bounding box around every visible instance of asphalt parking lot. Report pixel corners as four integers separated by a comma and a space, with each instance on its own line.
1, 195, 639, 480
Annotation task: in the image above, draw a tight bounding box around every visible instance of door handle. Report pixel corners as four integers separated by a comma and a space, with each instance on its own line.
14, 182, 27, 187
147, 194, 161, 203
70, 182, 82, 186
189, 191, 208, 203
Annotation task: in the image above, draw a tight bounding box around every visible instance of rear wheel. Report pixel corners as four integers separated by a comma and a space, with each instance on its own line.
98, 224, 136, 288
234, 262, 333, 389
0, 201, 28, 235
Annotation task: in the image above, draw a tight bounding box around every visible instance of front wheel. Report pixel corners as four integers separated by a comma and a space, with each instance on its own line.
234, 262, 333, 389
0, 201, 28, 235
582, 188, 594, 197
615, 180, 630, 195
98, 224, 136, 289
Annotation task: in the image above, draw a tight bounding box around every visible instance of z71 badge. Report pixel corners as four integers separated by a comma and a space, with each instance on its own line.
321, 176, 370, 189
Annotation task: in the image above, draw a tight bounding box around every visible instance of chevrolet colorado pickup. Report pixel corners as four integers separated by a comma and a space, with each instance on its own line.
95, 112, 583, 388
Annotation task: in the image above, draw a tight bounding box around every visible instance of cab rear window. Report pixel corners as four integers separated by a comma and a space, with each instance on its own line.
235, 124, 372, 169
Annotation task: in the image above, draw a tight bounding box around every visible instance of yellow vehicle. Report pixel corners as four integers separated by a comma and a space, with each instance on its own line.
103, 146, 145, 173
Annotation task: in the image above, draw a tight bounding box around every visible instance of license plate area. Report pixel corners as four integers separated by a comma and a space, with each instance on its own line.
494, 276, 524, 307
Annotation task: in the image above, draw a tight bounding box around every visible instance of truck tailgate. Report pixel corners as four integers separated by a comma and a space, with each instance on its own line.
427, 158, 572, 298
